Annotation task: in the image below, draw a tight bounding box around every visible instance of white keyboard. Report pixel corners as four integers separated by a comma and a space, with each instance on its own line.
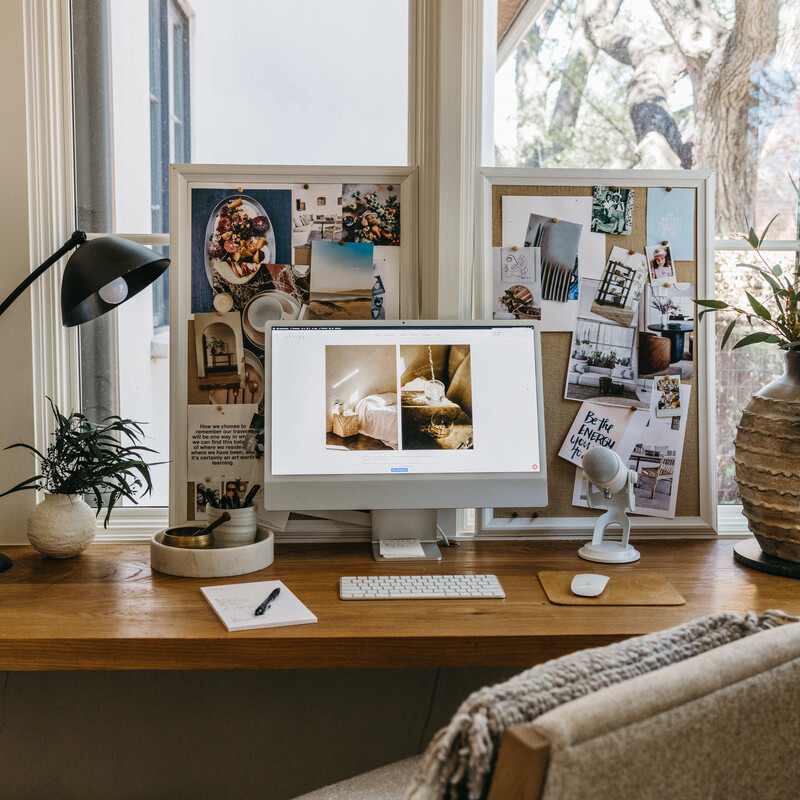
339, 574, 505, 600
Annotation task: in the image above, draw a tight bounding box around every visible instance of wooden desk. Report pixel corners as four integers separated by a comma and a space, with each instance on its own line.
0, 539, 795, 672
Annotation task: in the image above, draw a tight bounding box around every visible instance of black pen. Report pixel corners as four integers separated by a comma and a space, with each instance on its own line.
242, 484, 260, 508
254, 587, 280, 616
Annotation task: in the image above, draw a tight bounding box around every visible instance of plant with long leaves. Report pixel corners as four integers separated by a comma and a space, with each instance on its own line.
0, 398, 158, 526
696, 180, 800, 351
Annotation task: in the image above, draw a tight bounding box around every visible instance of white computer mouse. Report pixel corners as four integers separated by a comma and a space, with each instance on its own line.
570, 573, 610, 598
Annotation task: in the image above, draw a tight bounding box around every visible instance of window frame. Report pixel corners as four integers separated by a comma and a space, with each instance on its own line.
27, 0, 776, 544
474, 167, 719, 539
26, 0, 492, 542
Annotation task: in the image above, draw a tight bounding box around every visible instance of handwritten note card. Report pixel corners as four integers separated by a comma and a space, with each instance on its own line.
559, 401, 649, 467
201, 580, 317, 632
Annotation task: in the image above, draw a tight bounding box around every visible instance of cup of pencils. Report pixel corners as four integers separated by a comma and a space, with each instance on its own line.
201, 481, 260, 548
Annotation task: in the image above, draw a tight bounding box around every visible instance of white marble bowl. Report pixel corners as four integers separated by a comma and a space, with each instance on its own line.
150, 525, 274, 578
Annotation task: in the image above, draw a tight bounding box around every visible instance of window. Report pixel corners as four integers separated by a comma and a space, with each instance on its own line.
495, 0, 800, 507
70, 1, 411, 515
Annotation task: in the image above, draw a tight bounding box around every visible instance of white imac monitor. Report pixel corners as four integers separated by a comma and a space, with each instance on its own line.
263, 320, 547, 560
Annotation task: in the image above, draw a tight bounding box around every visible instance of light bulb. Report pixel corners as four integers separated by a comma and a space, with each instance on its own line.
98, 276, 129, 305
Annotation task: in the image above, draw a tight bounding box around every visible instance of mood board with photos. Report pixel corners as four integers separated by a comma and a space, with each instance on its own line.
168, 165, 418, 528
479, 168, 716, 534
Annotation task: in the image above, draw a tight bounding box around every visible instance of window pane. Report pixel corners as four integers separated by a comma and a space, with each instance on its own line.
77, 247, 170, 508
714, 249, 792, 503
495, 1, 800, 234
76, 0, 409, 235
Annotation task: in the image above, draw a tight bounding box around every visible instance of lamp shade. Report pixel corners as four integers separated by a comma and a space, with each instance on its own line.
60, 236, 170, 326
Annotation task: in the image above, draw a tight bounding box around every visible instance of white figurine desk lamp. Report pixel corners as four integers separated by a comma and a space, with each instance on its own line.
579, 446, 640, 564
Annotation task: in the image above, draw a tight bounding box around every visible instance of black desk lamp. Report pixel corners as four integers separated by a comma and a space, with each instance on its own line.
0, 231, 170, 571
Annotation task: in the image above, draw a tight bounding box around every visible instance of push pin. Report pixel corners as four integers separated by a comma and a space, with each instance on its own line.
662, 240, 669, 246
552, 217, 559, 223
666, 187, 673, 192
205, 476, 212, 483
628, 249, 636, 255
387, 185, 393, 191
339, 240, 345, 245
303, 184, 309, 190
216, 405, 222, 411
610, 186, 618, 191
237, 186, 243, 193
512, 245, 519, 251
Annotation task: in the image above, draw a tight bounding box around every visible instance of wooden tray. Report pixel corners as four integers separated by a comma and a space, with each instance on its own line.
538, 570, 685, 605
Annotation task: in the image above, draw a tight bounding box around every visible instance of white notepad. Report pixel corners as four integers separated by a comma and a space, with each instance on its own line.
201, 580, 317, 632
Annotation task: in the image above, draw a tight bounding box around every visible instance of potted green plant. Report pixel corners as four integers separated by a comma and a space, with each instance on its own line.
696, 208, 800, 562
1, 398, 157, 558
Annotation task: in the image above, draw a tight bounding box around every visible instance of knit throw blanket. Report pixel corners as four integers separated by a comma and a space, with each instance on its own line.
404, 610, 798, 800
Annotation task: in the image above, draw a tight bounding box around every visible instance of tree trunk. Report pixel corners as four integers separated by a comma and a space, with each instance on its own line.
583, 0, 689, 169
514, 2, 563, 167
650, 0, 780, 232
548, 2, 601, 159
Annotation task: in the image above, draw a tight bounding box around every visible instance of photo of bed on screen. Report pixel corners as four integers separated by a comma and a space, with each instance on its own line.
324, 345, 399, 451
398, 344, 473, 451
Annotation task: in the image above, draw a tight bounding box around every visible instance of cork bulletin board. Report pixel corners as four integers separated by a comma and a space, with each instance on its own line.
476, 169, 717, 537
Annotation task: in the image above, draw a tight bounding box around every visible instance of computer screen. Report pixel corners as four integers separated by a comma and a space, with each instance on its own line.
263, 321, 547, 537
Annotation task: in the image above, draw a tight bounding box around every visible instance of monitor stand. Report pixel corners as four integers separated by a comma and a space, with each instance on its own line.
371, 509, 442, 561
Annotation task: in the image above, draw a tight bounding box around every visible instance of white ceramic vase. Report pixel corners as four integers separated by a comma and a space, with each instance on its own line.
27, 493, 97, 558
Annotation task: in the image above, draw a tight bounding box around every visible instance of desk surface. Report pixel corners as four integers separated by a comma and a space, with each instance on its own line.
0, 539, 795, 671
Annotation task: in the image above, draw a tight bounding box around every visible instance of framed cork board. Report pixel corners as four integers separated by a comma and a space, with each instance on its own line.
168, 164, 418, 529
476, 168, 716, 537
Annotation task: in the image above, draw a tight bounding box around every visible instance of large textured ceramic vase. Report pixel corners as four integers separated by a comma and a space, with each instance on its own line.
734, 351, 800, 560
27, 493, 96, 558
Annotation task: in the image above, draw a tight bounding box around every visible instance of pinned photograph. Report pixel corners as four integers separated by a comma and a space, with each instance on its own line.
627, 384, 691, 517
291, 183, 344, 249
195, 481, 221, 517
309, 241, 374, 320
399, 344, 473, 450
493, 247, 542, 320
591, 186, 634, 235
341, 184, 400, 246
654, 375, 682, 417
646, 187, 695, 261
590, 246, 647, 327
372, 246, 400, 320
193, 311, 245, 392
209, 350, 264, 406
524, 213, 582, 303
325, 345, 398, 451
565, 279, 652, 409
243, 411, 265, 458
501, 194, 605, 332
646, 243, 675, 286
638, 283, 694, 381
191, 187, 292, 314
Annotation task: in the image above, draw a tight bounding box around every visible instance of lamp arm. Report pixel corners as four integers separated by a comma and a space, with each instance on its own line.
0, 231, 87, 319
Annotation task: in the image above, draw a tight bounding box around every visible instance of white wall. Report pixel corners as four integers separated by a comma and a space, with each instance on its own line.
0, 0, 36, 542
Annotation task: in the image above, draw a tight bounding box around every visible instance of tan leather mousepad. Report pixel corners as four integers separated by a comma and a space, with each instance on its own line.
538, 570, 685, 605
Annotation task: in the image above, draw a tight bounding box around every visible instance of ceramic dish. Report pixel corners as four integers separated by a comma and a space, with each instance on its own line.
204, 195, 275, 288
242, 290, 301, 347
150, 525, 275, 578
242, 350, 264, 405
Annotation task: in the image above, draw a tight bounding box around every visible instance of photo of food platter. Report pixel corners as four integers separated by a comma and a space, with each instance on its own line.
203, 195, 276, 288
